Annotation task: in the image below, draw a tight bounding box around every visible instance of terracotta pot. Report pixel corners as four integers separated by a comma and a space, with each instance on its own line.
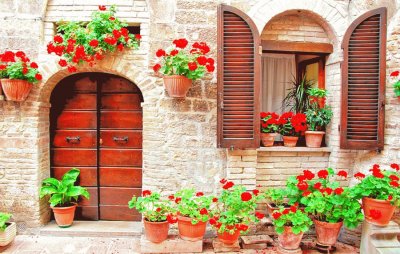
1, 79, 33, 101
217, 229, 241, 245
0, 222, 16, 247
305, 131, 325, 148
143, 219, 169, 243
177, 215, 207, 241
51, 204, 77, 228
282, 136, 298, 147
314, 219, 343, 246
261, 133, 278, 147
278, 226, 304, 250
163, 75, 192, 98
362, 197, 396, 226
309, 96, 325, 108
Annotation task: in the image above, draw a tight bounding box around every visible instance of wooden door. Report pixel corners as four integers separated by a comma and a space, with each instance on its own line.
50, 73, 142, 221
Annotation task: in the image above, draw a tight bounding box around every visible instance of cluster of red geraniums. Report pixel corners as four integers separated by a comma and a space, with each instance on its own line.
278, 112, 307, 137
271, 204, 312, 235
260, 112, 280, 133
47, 5, 141, 73
153, 38, 215, 79
0, 51, 42, 83
390, 70, 400, 97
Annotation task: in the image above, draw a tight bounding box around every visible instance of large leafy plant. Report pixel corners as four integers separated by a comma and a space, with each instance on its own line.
260, 112, 280, 133
173, 189, 213, 225
153, 38, 215, 80
39, 168, 90, 207
351, 163, 400, 207
0, 51, 42, 83
0, 213, 11, 232
307, 87, 327, 98
272, 206, 312, 235
47, 5, 141, 72
390, 71, 400, 97
278, 112, 307, 136
305, 105, 333, 131
283, 75, 314, 113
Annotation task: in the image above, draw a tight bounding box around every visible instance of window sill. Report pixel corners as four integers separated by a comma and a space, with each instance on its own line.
257, 146, 331, 153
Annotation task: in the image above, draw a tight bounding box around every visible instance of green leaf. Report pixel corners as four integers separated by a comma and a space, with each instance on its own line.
49, 193, 63, 207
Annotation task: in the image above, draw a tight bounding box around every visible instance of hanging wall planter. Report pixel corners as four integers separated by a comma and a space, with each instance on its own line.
1, 79, 33, 102
163, 75, 192, 99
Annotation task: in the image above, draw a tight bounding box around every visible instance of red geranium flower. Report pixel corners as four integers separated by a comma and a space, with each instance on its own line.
303, 170, 315, 180
175, 197, 182, 204
388, 195, 393, 201
212, 197, 218, 202
391, 163, 400, 171
15, 51, 25, 58
209, 218, 216, 225
220, 178, 227, 184
200, 208, 208, 215
104, 37, 117, 45
109, 16, 115, 21
67, 65, 77, 73
314, 182, 322, 190
117, 44, 124, 51
30, 62, 38, 68
389, 175, 399, 181
252, 189, 259, 196
156, 208, 161, 212
35, 73, 42, 81
324, 188, 333, 195
337, 170, 348, 178
317, 169, 329, 179
223, 181, 234, 190
272, 212, 282, 220
153, 63, 161, 72
99, 5, 107, 11
206, 64, 215, 72
297, 175, 306, 182
112, 29, 121, 39
354, 172, 365, 179
197, 56, 207, 66
168, 195, 174, 200
255, 212, 264, 219
120, 28, 129, 37
170, 49, 179, 56
89, 39, 99, 47
167, 214, 177, 224
282, 209, 290, 215
373, 170, 384, 179
390, 181, 399, 187
369, 209, 382, 220
54, 35, 63, 44
297, 181, 308, 191
156, 49, 166, 57
196, 192, 204, 197
22, 67, 28, 75
188, 62, 197, 71
142, 190, 151, 196
390, 71, 400, 77
173, 38, 188, 49
302, 191, 311, 197
241, 192, 252, 202
0, 64, 6, 70
135, 34, 142, 40
334, 187, 344, 195
290, 206, 297, 213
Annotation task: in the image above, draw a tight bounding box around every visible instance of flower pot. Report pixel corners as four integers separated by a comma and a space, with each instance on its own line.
177, 215, 207, 241
217, 229, 241, 245
314, 219, 343, 246
51, 204, 77, 228
362, 197, 396, 226
1, 79, 32, 102
283, 136, 298, 147
305, 131, 325, 148
143, 219, 169, 243
163, 75, 192, 98
0, 222, 16, 247
261, 133, 278, 147
278, 226, 304, 250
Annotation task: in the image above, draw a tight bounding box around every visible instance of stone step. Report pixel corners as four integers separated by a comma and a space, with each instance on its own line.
140, 235, 203, 253
40, 220, 142, 237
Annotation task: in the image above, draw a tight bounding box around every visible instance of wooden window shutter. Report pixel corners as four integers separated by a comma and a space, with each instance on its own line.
341, 8, 387, 150
217, 4, 261, 149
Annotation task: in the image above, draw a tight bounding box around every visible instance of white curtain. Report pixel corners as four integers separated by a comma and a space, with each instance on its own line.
262, 54, 296, 114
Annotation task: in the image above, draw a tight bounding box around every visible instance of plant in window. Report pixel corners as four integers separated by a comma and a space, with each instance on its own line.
128, 190, 176, 243
210, 180, 265, 245
278, 112, 307, 147
0, 213, 16, 247
307, 87, 327, 108
350, 163, 400, 226
0, 51, 42, 101
39, 168, 90, 228
304, 105, 333, 148
390, 70, 400, 97
47, 5, 141, 73
153, 38, 215, 98
260, 112, 280, 147
272, 206, 312, 251
283, 75, 314, 113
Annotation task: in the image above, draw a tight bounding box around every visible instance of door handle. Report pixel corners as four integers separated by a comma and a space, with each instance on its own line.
113, 136, 129, 142
66, 136, 80, 143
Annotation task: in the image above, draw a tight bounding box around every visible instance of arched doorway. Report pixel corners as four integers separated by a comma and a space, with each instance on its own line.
50, 73, 143, 221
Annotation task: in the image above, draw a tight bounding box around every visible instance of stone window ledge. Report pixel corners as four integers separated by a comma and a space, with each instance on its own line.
257, 146, 331, 153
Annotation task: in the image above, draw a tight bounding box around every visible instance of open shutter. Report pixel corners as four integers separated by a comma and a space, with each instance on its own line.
341, 8, 387, 150
217, 4, 260, 149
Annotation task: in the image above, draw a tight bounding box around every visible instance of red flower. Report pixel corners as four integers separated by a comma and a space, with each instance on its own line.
196, 192, 204, 197
373, 170, 384, 179
272, 212, 281, 220
297, 181, 308, 191
173, 38, 188, 49
207, 58, 214, 65
290, 206, 297, 213
54, 35, 63, 44
156, 49, 166, 57
317, 169, 329, 179
156, 207, 162, 212
314, 182, 322, 190
135, 34, 142, 40
372, 164, 380, 170
354, 172, 365, 179
175, 197, 181, 204
388, 195, 393, 201
109, 16, 115, 21
22, 67, 28, 75
35, 73, 42, 81
302, 191, 311, 197
212, 197, 218, 202
303, 170, 315, 180
296, 175, 306, 182
238, 224, 249, 231
142, 190, 152, 196
390, 175, 399, 181
30, 62, 38, 68
95, 52, 103, 60
390, 71, 400, 77
390, 181, 399, 187
67, 65, 77, 73
188, 62, 197, 71
391, 163, 400, 171
16, 51, 25, 58
153, 63, 161, 72
192, 42, 210, 54
117, 43, 124, 51
206, 64, 215, 72
334, 187, 344, 195
220, 178, 227, 184
260, 112, 268, 119
89, 39, 99, 47
200, 208, 208, 215
112, 29, 121, 39
170, 49, 179, 56
197, 56, 207, 66
209, 218, 217, 225
252, 189, 259, 196
1, 51, 15, 62
167, 214, 177, 224
120, 28, 129, 37
223, 181, 234, 190
104, 37, 117, 45
282, 209, 290, 215
168, 195, 175, 200
241, 192, 252, 202
369, 209, 382, 220
99, 5, 106, 11
0, 64, 6, 70
255, 212, 264, 219
324, 188, 333, 195
337, 170, 348, 178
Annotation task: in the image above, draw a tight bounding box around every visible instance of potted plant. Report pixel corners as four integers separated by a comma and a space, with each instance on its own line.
210, 179, 265, 245
260, 112, 280, 147
390, 70, 400, 98
278, 112, 307, 147
153, 39, 215, 98
351, 163, 400, 226
298, 168, 363, 246
39, 168, 90, 228
264, 188, 289, 216
0, 51, 42, 101
272, 206, 312, 251
304, 105, 333, 148
173, 189, 213, 241
47, 5, 141, 73
307, 87, 327, 108
283, 75, 314, 113
0, 213, 16, 247
128, 190, 176, 243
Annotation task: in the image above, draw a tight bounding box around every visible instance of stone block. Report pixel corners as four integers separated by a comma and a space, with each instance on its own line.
212, 238, 240, 252
240, 234, 273, 245
241, 242, 267, 249
140, 235, 203, 253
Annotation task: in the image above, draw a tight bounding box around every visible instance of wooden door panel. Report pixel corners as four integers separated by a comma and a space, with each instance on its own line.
100, 187, 141, 205
102, 78, 140, 93
78, 187, 98, 206
72, 77, 97, 93
101, 94, 142, 110
100, 111, 142, 129
52, 167, 97, 186
63, 94, 97, 110
99, 149, 142, 167
56, 111, 97, 129
100, 130, 142, 148
99, 206, 141, 221
52, 149, 97, 166
76, 206, 99, 220
99, 168, 142, 187
52, 130, 97, 148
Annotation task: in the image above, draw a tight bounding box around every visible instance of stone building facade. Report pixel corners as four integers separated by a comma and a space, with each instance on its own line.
0, 0, 399, 244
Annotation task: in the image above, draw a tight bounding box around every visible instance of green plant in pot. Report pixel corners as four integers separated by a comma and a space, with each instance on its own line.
278, 112, 307, 147
350, 163, 400, 226
304, 104, 333, 148
264, 188, 288, 216
0, 213, 16, 247
307, 87, 327, 108
39, 168, 90, 228
390, 70, 400, 97
260, 112, 280, 147
129, 190, 176, 243
283, 75, 314, 113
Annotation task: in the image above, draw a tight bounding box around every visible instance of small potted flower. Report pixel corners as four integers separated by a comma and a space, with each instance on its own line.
39, 168, 90, 228
210, 179, 265, 245
173, 189, 213, 241
278, 112, 307, 147
390, 70, 400, 98
351, 163, 400, 226
264, 188, 289, 216
0, 213, 16, 247
128, 190, 175, 243
153, 39, 215, 98
304, 105, 333, 148
272, 206, 312, 252
307, 87, 327, 108
0, 51, 42, 101
260, 112, 280, 147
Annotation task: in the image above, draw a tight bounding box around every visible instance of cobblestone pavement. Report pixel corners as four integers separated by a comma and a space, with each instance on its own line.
0, 235, 359, 254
